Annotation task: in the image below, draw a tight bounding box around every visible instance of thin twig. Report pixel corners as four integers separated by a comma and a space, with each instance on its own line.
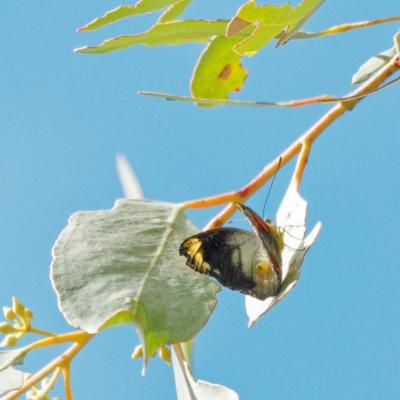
40, 367, 62, 398
139, 72, 400, 108
28, 326, 57, 337
4, 332, 93, 400
26, 330, 90, 352
292, 139, 312, 191
180, 57, 399, 229
63, 365, 73, 400
296, 15, 400, 38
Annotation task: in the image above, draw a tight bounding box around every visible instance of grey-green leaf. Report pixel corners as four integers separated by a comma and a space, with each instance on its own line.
172, 348, 239, 400
0, 366, 24, 395
0, 348, 27, 371
51, 200, 220, 367
0, 348, 27, 395
352, 47, 396, 85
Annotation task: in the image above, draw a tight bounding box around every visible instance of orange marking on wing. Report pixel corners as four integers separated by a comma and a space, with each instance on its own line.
251, 214, 272, 233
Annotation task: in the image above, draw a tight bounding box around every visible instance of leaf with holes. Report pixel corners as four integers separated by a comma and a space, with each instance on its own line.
190, 32, 254, 107
229, 0, 324, 56
51, 200, 220, 371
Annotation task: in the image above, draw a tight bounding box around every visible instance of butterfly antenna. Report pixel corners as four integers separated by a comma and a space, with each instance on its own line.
262, 157, 282, 219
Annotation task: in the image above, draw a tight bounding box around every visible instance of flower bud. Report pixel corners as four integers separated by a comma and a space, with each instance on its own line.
26, 389, 36, 400
159, 345, 171, 366
0, 322, 15, 334
25, 308, 33, 320
3, 307, 17, 322
1, 334, 18, 347
12, 298, 25, 317
41, 378, 50, 388
132, 345, 143, 359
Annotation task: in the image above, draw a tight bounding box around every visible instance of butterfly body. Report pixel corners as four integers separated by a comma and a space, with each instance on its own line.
179, 203, 284, 300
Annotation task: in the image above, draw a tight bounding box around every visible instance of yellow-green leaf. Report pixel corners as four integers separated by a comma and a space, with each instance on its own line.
78, 0, 188, 32
75, 20, 230, 55
191, 33, 254, 107
232, 0, 324, 56
158, 0, 192, 23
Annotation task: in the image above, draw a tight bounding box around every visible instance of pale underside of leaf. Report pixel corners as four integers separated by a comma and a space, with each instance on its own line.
172, 347, 239, 400
232, 0, 324, 56
74, 20, 231, 55
245, 183, 321, 326
0, 366, 24, 395
0, 348, 28, 395
51, 200, 220, 369
116, 154, 144, 199
394, 31, 400, 59
78, 0, 189, 32
352, 47, 397, 85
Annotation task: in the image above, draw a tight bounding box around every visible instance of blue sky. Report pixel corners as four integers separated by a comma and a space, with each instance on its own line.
1, 1, 399, 399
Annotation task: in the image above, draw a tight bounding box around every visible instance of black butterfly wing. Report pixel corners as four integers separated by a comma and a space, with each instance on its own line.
179, 228, 280, 300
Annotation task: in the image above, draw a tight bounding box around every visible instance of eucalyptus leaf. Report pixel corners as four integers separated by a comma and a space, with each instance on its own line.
116, 154, 144, 199
75, 20, 230, 55
352, 47, 397, 85
232, 0, 324, 56
172, 347, 239, 400
0, 366, 24, 395
191, 34, 252, 107
0, 348, 27, 395
78, 0, 189, 32
51, 200, 220, 368
394, 31, 400, 58
0, 348, 27, 371
158, 0, 192, 23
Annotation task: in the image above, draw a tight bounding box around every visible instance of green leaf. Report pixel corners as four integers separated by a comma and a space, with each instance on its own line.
51, 200, 220, 368
75, 20, 230, 55
245, 183, 321, 327
191, 34, 253, 107
0, 366, 24, 395
352, 47, 397, 85
78, 0, 187, 32
158, 0, 192, 23
232, 0, 324, 56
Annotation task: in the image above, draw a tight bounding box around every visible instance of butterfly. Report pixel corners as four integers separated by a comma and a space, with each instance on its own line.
179, 203, 284, 300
